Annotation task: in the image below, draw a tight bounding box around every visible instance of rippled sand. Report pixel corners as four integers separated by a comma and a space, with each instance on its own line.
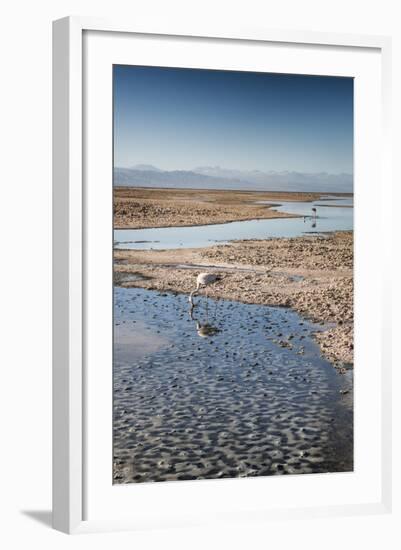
113, 288, 353, 484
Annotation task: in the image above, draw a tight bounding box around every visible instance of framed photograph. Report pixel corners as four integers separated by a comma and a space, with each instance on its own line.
52, 17, 392, 534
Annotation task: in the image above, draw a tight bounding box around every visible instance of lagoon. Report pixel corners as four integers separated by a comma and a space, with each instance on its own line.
114, 195, 353, 251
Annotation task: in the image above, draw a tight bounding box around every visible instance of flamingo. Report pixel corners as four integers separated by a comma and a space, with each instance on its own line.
189, 272, 221, 305
312, 207, 317, 219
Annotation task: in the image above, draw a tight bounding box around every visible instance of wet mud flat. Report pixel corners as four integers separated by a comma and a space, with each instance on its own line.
113, 287, 353, 484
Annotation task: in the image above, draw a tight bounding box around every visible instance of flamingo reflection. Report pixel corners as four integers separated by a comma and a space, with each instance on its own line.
189, 302, 220, 338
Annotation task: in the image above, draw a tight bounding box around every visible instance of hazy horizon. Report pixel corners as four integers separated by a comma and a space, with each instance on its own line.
116, 163, 352, 177
113, 163, 353, 193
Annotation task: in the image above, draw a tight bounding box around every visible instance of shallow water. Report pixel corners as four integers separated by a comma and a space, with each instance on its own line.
114, 195, 353, 250
113, 287, 353, 484
257, 196, 353, 215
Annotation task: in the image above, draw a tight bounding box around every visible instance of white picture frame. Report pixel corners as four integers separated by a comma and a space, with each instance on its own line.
52, 16, 392, 534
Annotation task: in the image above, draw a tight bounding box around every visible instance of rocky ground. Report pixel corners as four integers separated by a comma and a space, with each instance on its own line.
113, 187, 323, 228
114, 231, 354, 366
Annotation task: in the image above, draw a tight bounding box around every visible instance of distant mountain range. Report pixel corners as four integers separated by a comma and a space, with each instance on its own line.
114, 164, 353, 193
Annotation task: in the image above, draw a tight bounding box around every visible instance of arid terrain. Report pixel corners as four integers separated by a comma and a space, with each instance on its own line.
113, 187, 329, 228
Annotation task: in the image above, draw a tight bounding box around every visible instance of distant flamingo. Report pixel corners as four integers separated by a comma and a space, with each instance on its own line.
312, 207, 317, 219
189, 273, 221, 305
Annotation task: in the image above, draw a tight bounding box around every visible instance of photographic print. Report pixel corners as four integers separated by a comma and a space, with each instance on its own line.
113, 65, 353, 484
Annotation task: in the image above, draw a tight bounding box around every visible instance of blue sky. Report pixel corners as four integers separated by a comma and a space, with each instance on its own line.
113, 65, 353, 174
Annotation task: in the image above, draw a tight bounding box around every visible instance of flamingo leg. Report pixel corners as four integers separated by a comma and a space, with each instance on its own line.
203, 286, 208, 313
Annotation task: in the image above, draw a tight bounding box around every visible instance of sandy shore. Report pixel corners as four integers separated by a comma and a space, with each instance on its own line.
114, 231, 353, 366
113, 187, 326, 229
